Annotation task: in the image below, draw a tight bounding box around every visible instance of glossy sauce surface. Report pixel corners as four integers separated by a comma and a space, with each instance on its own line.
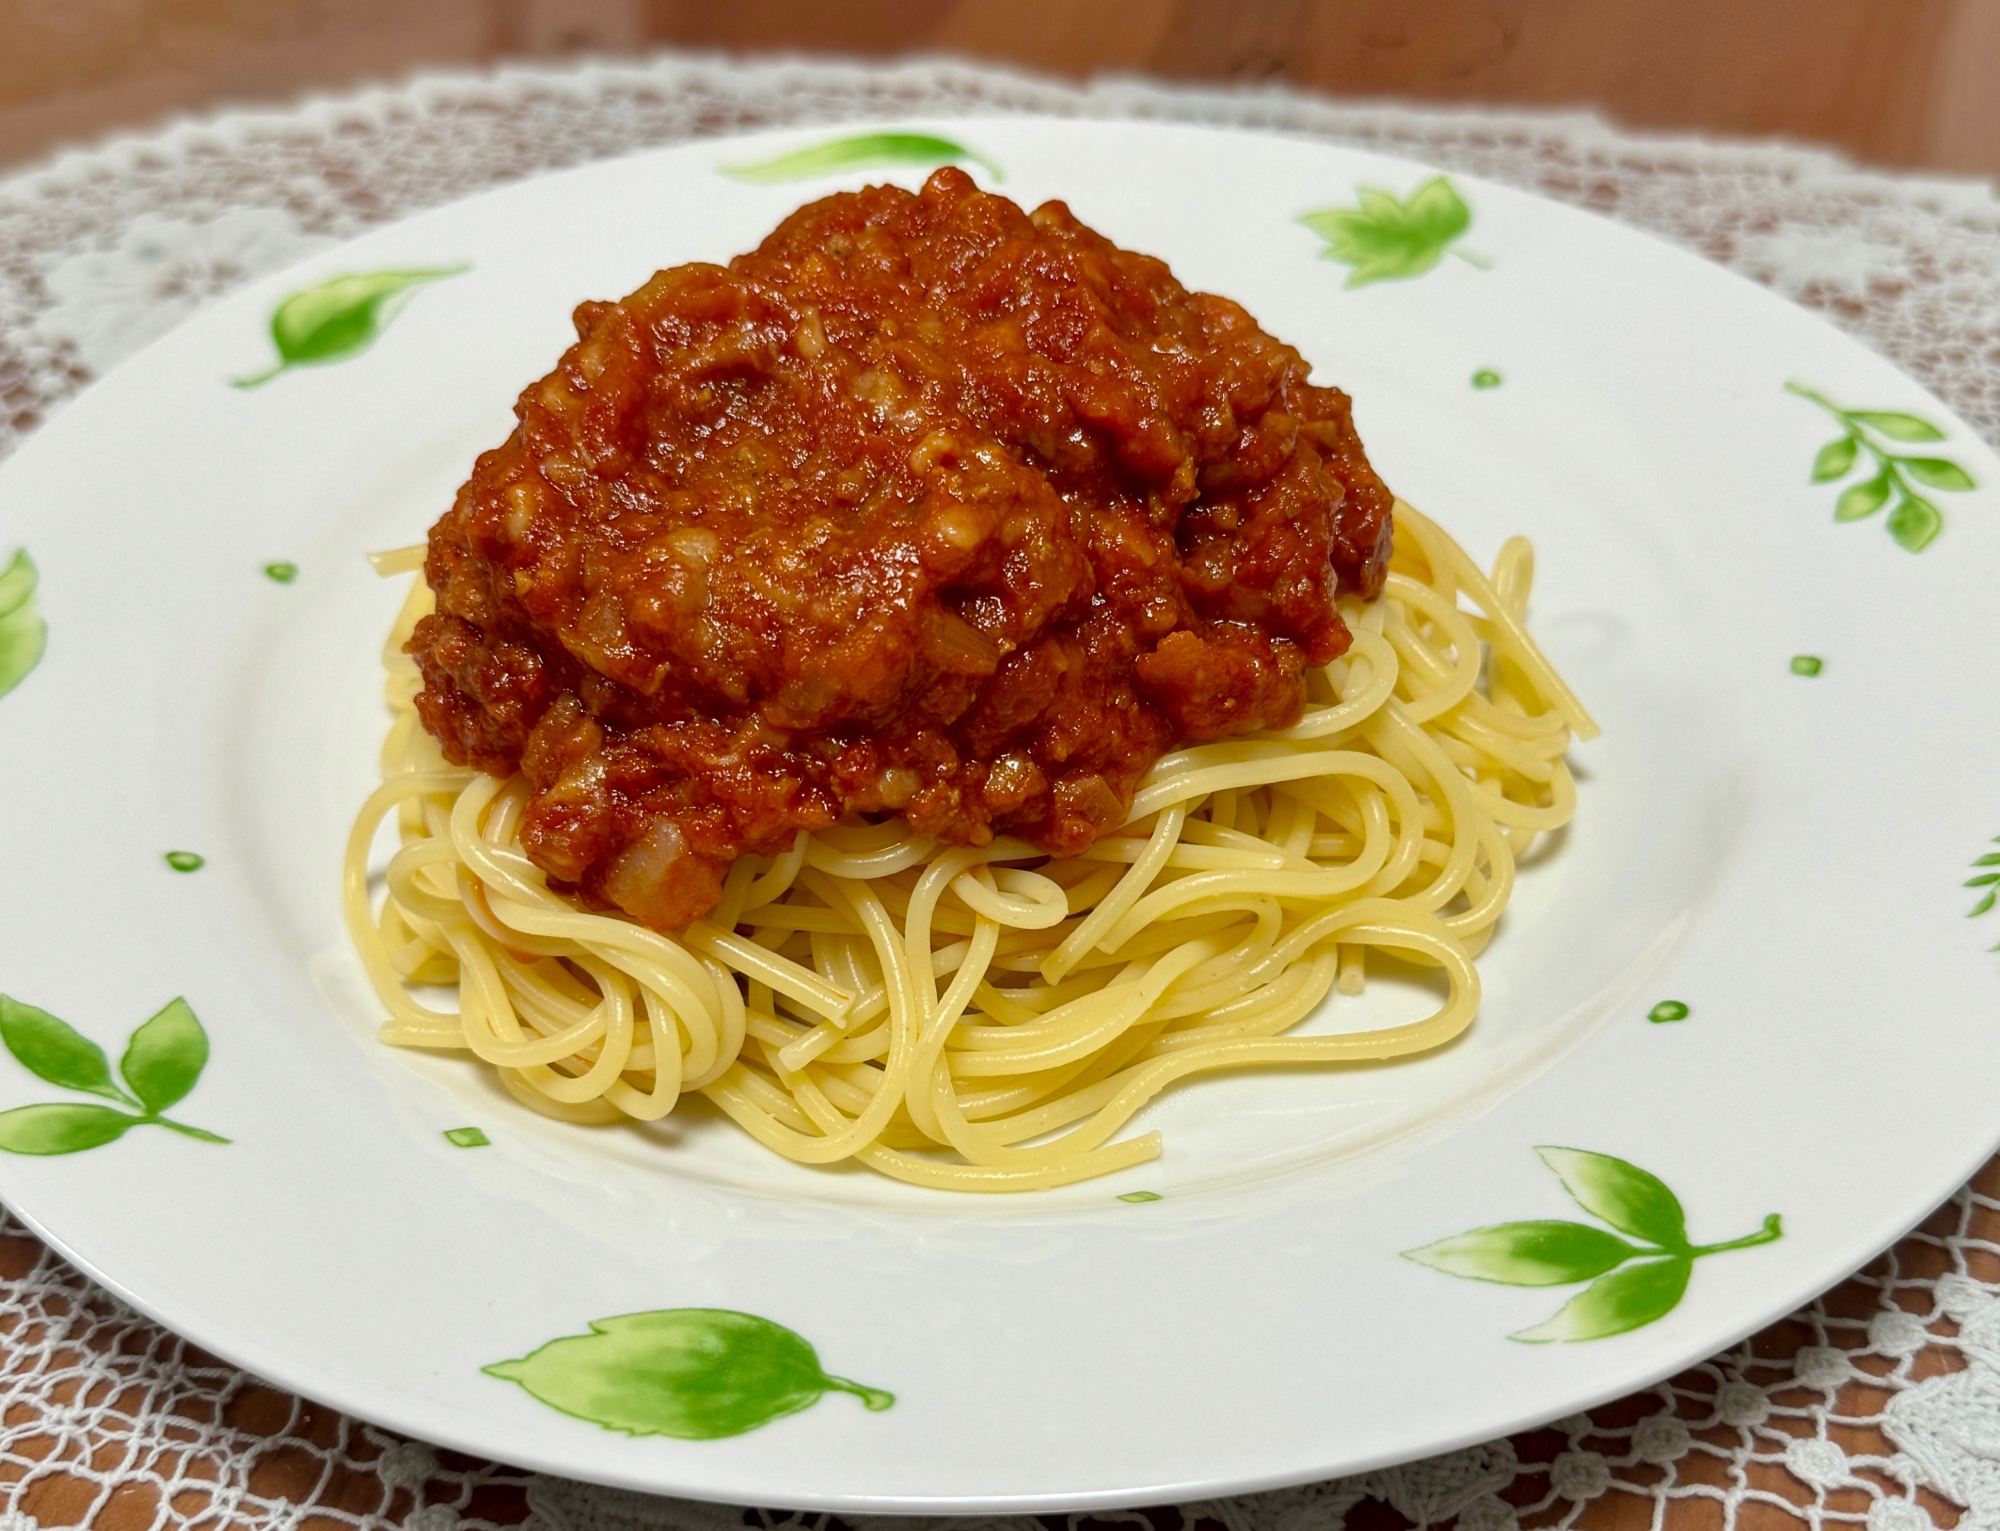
411, 167, 1394, 928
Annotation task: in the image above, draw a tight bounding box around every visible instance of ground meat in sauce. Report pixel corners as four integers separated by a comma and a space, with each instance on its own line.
409, 167, 1395, 931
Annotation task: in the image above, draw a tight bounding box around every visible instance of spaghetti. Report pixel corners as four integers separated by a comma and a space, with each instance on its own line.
344, 500, 1594, 1191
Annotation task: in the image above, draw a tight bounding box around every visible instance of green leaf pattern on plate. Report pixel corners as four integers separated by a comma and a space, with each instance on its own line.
0, 548, 48, 700
1510, 1256, 1694, 1344
0, 996, 228, 1152
234, 267, 466, 388
1537, 1145, 1686, 1246
485, 1308, 893, 1439
0, 996, 124, 1101
0, 1103, 145, 1156
1967, 834, 2000, 934
1405, 1146, 1782, 1342
1787, 383, 1975, 551
1298, 177, 1488, 288
1404, 1219, 1637, 1286
721, 132, 1002, 185
119, 997, 209, 1114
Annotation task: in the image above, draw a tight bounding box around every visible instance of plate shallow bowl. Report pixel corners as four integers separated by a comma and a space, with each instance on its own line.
0, 116, 1996, 1511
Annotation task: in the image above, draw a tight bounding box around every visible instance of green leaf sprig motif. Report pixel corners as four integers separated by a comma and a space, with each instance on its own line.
1786, 383, 1975, 552
721, 132, 1003, 185
234, 267, 466, 388
1967, 833, 2000, 943
486, 1308, 893, 1439
1298, 177, 1489, 288
1405, 1147, 1782, 1342
0, 996, 228, 1153
0, 548, 48, 700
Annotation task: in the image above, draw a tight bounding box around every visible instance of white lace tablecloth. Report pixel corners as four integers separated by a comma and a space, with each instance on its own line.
4, 51, 2000, 1531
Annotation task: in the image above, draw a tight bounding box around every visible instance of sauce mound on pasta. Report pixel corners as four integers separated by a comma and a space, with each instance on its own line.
410, 166, 1395, 931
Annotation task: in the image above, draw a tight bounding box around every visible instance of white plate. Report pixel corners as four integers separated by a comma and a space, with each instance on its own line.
0, 117, 1996, 1512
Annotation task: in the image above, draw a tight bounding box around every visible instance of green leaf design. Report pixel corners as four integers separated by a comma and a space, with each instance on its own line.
263, 561, 299, 584
1811, 437, 1858, 481
119, 997, 208, 1114
234, 267, 466, 388
721, 133, 1002, 186
1511, 1257, 1692, 1344
1647, 999, 1691, 1023
164, 851, 205, 872
1901, 458, 1977, 491
1834, 474, 1892, 521
0, 996, 227, 1151
1969, 837, 2000, 922
1538, 1146, 1688, 1248
1407, 1147, 1780, 1342
485, 1308, 893, 1439
1298, 177, 1481, 288
1790, 655, 1824, 677
1847, 411, 1946, 442
0, 996, 123, 1101
1786, 385, 1974, 551
1887, 494, 1944, 552
0, 1103, 137, 1156
1117, 1190, 1163, 1202
1404, 1220, 1636, 1286
0, 546, 33, 614
0, 549, 48, 700
444, 1126, 491, 1148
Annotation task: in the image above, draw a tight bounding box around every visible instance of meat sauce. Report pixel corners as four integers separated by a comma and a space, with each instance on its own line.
410, 167, 1395, 930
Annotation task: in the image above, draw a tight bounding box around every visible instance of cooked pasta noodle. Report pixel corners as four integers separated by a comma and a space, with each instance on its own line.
343, 501, 1596, 1191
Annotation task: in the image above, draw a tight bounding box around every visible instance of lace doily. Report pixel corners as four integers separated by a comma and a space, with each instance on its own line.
2, 50, 1998, 1531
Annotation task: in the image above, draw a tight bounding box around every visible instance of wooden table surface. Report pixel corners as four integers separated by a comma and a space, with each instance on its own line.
3, 0, 1999, 182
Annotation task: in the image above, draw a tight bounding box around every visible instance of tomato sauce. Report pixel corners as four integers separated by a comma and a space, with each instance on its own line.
410, 168, 1394, 929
